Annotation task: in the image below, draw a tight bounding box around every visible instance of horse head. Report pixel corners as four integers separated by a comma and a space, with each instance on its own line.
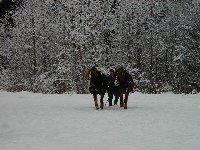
114, 67, 126, 86
86, 67, 99, 87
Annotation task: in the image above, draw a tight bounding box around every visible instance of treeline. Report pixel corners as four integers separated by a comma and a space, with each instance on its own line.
0, 0, 22, 25
0, 0, 200, 94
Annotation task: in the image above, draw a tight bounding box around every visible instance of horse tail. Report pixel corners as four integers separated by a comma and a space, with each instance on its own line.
130, 81, 136, 93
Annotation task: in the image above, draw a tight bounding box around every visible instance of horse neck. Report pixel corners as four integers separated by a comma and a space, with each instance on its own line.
92, 72, 101, 82
119, 71, 130, 84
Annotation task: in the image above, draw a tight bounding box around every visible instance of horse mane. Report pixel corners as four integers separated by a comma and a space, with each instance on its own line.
86, 67, 99, 77
124, 70, 133, 81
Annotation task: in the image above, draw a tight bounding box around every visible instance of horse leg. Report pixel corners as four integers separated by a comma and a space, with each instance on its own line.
93, 94, 99, 110
108, 90, 113, 106
114, 95, 119, 105
100, 94, 104, 109
114, 87, 119, 105
124, 93, 129, 109
120, 93, 124, 107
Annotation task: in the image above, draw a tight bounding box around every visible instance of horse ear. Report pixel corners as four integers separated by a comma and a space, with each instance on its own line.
85, 71, 88, 77
86, 69, 90, 77
118, 67, 123, 72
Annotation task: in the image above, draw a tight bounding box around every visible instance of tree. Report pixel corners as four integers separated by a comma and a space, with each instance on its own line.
1, 0, 199, 93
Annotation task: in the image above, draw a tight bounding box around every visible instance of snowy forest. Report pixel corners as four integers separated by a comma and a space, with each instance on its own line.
0, 0, 200, 94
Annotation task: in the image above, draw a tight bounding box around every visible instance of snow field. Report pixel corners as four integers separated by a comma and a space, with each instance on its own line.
0, 91, 200, 150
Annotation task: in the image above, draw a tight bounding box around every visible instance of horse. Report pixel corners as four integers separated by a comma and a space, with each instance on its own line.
86, 67, 108, 110
114, 67, 136, 109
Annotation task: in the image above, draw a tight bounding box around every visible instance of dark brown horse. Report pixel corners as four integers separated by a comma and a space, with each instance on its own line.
86, 67, 108, 110
114, 67, 136, 109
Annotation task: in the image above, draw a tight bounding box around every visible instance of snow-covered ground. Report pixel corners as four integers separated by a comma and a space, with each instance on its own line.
0, 91, 200, 150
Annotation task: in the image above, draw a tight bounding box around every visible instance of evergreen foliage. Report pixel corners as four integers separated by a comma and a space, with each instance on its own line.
0, 0, 199, 94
